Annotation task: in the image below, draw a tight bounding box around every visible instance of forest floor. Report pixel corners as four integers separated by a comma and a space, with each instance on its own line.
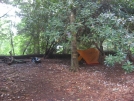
0, 59, 134, 101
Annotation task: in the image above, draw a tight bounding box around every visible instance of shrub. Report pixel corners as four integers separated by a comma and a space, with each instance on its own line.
122, 61, 134, 73
104, 55, 116, 67
104, 55, 124, 67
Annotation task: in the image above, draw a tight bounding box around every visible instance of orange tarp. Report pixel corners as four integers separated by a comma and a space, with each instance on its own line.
77, 48, 99, 64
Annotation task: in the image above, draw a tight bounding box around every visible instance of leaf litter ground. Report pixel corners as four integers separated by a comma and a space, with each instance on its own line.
0, 59, 134, 101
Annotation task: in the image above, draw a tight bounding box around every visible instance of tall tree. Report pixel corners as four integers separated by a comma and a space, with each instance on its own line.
69, 0, 79, 72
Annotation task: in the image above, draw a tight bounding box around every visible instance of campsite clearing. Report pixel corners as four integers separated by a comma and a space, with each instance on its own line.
0, 59, 134, 101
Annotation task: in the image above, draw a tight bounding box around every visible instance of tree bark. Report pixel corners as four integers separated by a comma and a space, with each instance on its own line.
10, 31, 15, 55
94, 40, 105, 64
69, 6, 79, 72
37, 30, 40, 54
22, 37, 32, 55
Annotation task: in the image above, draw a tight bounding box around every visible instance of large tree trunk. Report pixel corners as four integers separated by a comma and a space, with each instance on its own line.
69, 6, 79, 72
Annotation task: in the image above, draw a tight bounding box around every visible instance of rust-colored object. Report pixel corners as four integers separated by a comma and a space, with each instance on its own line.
77, 48, 100, 64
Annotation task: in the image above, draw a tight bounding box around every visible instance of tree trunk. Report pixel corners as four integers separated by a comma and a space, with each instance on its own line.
10, 31, 15, 55
34, 38, 36, 54
22, 37, 32, 55
37, 30, 40, 54
94, 40, 105, 64
69, 6, 79, 72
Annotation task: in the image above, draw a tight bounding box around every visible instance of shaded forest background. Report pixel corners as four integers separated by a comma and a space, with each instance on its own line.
1, 0, 134, 72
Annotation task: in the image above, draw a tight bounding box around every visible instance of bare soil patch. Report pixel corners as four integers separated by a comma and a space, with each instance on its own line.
0, 59, 134, 101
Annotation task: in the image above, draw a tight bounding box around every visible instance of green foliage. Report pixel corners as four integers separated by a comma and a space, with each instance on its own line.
104, 55, 116, 67
105, 50, 126, 66
122, 61, 134, 73
130, 47, 134, 54
56, 45, 63, 54
104, 50, 134, 73
104, 55, 124, 67
0, 19, 10, 40
0, 0, 134, 57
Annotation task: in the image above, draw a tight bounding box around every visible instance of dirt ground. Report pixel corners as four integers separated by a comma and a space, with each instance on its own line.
0, 59, 134, 101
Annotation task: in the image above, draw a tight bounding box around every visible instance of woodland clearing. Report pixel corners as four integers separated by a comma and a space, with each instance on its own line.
0, 59, 134, 101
